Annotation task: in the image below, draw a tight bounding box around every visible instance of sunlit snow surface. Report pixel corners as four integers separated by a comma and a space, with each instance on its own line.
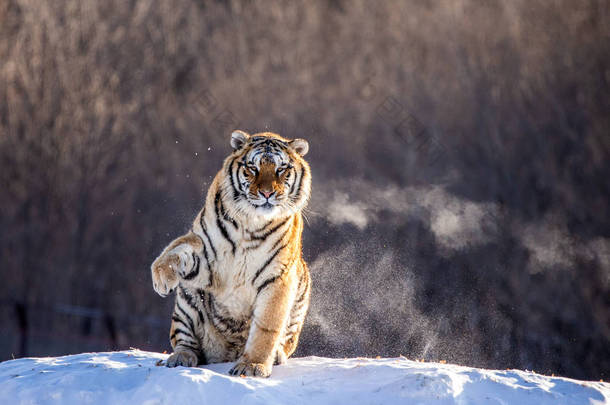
0, 350, 608, 404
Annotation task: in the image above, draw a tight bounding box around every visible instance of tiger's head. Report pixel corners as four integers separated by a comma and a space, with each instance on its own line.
222, 130, 311, 220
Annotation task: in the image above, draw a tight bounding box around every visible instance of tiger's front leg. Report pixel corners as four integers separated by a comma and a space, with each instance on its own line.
151, 231, 210, 297
165, 289, 205, 368
152, 231, 211, 368
229, 274, 295, 378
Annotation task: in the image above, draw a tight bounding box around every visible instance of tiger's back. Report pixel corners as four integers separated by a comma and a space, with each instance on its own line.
151, 130, 311, 377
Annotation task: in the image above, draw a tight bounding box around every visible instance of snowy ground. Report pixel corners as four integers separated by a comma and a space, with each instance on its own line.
0, 350, 608, 405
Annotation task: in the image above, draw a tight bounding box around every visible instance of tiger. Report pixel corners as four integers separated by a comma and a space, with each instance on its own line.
151, 130, 312, 377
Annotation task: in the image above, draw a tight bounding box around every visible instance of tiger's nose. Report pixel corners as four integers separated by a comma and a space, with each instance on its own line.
260, 190, 274, 199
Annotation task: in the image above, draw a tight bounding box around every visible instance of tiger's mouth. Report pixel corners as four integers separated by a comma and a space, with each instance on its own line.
254, 201, 275, 210
247, 193, 282, 210
247, 198, 277, 210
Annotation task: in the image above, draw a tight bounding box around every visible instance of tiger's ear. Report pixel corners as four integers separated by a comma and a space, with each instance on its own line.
290, 138, 309, 156
231, 130, 250, 150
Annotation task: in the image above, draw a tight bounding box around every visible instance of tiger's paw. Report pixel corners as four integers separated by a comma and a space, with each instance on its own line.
228, 361, 271, 378
151, 253, 181, 297
165, 349, 198, 368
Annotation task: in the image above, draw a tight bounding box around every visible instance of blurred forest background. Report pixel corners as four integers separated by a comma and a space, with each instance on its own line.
1, 0, 608, 380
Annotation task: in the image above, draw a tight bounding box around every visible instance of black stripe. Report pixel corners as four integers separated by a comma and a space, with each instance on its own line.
251, 217, 289, 241
180, 286, 205, 325
251, 149, 264, 161
252, 138, 283, 147
215, 192, 236, 254
294, 296, 308, 309
234, 161, 247, 194
293, 298, 308, 312
270, 227, 290, 252
257, 275, 280, 295
227, 159, 242, 201
251, 244, 286, 284
291, 166, 305, 200
206, 293, 245, 333
288, 167, 299, 195
202, 243, 209, 264
201, 243, 211, 285
251, 219, 274, 234
171, 315, 190, 330
294, 273, 310, 304
205, 292, 246, 334
171, 328, 197, 343
244, 241, 263, 251
173, 328, 196, 340
169, 328, 197, 344
294, 290, 307, 306
183, 252, 200, 280
251, 137, 288, 147
191, 230, 212, 275
175, 302, 196, 333
199, 211, 217, 259
217, 191, 238, 228
174, 342, 199, 352
244, 219, 288, 251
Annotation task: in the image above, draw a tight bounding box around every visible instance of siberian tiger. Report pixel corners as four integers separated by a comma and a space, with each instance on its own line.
151, 130, 311, 377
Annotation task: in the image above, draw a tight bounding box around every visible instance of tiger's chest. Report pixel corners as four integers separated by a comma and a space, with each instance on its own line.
208, 239, 271, 320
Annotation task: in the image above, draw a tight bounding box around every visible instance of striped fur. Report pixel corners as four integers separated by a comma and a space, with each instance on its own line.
151, 131, 311, 377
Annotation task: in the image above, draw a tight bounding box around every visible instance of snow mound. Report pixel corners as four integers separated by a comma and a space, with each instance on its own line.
0, 350, 608, 404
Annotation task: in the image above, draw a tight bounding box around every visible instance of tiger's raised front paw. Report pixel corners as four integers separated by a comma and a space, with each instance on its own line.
165, 349, 198, 368
228, 361, 271, 378
151, 253, 181, 297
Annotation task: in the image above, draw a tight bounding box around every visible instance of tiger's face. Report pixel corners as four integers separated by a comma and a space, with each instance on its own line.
223, 130, 311, 219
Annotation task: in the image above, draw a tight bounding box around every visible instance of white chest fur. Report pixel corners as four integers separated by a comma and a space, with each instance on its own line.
206, 230, 279, 320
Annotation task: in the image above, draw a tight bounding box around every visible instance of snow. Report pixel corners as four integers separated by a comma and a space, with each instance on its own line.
0, 350, 608, 405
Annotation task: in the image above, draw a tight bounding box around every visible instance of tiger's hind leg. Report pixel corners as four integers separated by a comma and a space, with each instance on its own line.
275, 308, 306, 365
274, 348, 287, 365
278, 265, 311, 363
